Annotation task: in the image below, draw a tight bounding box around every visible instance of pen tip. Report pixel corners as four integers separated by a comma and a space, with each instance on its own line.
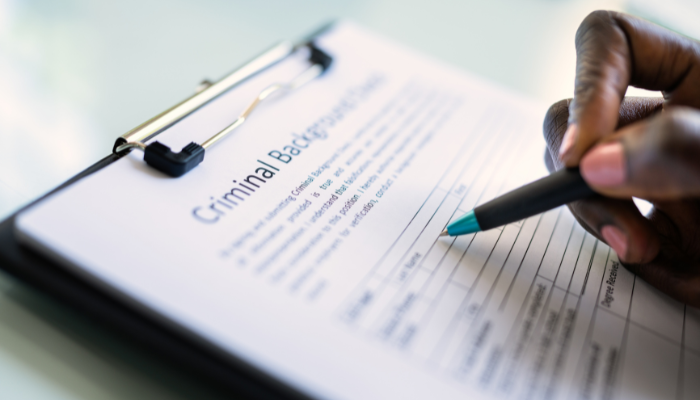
440, 229, 449, 237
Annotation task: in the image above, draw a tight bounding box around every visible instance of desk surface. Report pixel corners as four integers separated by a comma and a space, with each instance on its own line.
0, 0, 697, 398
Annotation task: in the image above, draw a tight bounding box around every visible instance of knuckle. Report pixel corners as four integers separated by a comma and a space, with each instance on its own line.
567, 198, 604, 232
576, 10, 615, 46
581, 10, 611, 27
574, 11, 629, 85
628, 108, 700, 194
543, 99, 572, 149
617, 97, 664, 129
648, 109, 697, 158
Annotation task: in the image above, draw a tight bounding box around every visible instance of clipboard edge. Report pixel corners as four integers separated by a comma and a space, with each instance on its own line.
0, 154, 314, 400
0, 20, 342, 400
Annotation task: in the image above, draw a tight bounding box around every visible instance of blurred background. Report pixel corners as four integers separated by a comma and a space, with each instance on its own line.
0, 0, 698, 398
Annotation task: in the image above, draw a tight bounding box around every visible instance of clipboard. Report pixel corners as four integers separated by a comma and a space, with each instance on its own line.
0, 21, 338, 400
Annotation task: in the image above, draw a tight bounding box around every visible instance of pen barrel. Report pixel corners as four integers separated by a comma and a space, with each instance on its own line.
474, 168, 595, 231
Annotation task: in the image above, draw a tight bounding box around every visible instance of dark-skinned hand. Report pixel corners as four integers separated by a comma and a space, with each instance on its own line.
542, 10, 700, 307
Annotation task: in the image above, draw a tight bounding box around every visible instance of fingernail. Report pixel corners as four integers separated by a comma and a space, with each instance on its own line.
559, 124, 578, 160
601, 225, 628, 260
580, 142, 626, 186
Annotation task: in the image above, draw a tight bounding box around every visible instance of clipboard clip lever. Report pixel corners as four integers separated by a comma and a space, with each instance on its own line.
115, 43, 332, 177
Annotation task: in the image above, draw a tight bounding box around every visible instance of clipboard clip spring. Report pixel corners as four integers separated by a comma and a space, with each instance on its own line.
115, 43, 333, 177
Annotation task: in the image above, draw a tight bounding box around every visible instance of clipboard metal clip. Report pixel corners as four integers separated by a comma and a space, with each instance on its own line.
114, 43, 332, 177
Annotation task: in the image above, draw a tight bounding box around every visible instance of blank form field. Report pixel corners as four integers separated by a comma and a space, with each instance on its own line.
617, 324, 680, 400
630, 279, 684, 343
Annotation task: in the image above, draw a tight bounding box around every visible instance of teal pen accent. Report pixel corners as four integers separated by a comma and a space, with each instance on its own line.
445, 210, 481, 236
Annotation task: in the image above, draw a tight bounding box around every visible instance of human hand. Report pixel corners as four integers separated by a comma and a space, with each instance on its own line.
543, 11, 700, 306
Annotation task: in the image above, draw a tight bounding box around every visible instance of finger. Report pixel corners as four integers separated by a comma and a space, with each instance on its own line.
626, 200, 700, 307
581, 107, 700, 199
615, 97, 665, 129
543, 97, 663, 262
567, 196, 659, 263
560, 10, 700, 166
544, 97, 664, 169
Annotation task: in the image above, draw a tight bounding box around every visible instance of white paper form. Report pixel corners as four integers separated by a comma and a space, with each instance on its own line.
15, 22, 699, 400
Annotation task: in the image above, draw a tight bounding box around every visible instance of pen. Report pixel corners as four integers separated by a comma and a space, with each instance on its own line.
441, 168, 596, 237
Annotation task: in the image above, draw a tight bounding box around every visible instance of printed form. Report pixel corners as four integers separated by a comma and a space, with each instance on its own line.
16, 22, 700, 400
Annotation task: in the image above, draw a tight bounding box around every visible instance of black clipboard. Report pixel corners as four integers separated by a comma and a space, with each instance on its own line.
0, 22, 337, 400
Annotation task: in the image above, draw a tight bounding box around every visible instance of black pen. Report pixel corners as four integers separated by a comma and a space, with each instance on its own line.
441, 168, 595, 236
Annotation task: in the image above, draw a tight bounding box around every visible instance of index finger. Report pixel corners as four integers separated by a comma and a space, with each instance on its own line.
560, 10, 700, 167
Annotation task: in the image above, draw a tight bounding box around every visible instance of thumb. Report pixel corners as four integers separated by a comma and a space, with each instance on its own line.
580, 107, 700, 200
